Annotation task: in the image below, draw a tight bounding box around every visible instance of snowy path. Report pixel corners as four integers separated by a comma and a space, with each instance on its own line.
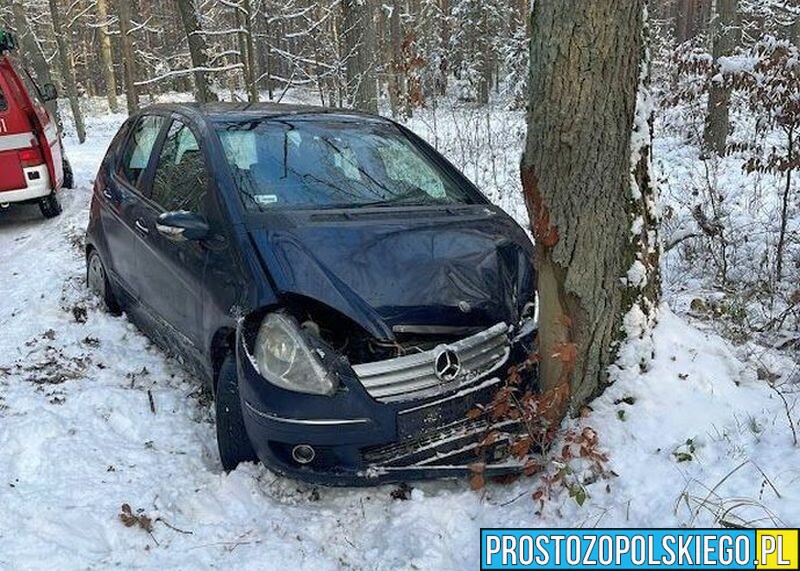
0, 116, 797, 570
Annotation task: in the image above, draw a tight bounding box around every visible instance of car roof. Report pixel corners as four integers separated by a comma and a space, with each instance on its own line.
141, 102, 390, 125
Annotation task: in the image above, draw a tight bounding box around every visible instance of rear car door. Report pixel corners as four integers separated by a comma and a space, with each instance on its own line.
136, 117, 211, 364
103, 114, 166, 300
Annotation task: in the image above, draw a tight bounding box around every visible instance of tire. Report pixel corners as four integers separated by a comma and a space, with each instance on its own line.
216, 354, 259, 471
86, 249, 121, 315
62, 157, 75, 189
39, 192, 62, 218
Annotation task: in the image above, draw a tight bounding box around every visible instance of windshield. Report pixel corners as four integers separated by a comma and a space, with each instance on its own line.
215, 117, 479, 210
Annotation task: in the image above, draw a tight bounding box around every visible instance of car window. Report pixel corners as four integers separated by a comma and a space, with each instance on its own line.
216, 119, 477, 210
120, 115, 165, 189
151, 120, 209, 213
0, 84, 7, 112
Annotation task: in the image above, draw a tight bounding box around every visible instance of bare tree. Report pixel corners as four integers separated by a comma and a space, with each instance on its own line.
95, 0, 119, 113
386, 0, 404, 116
341, 0, 378, 112
521, 0, 660, 413
48, 0, 86, 143
237, 0, 258, 102
703, 0, 740, 156
115, 0, 139, 114
176, 0, 218, 103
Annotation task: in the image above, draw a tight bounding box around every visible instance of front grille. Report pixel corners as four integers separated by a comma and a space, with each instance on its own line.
363, 416, 521, 468
352, 323, 510, 402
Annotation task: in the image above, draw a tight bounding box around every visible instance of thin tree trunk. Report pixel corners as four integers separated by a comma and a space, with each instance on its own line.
521, 0, 660, 413
242, 0, 259, 102
776, 126, 793, 282
176, 0, 218, 103
342, 0, 378, 113
703, 0, 739, 156
115, 0, 139, 114
438, 0, 450, 95
48, 0, 86, 143
235, 5, 250, 99
95, 0, 119, 112
387, 0, 404, 116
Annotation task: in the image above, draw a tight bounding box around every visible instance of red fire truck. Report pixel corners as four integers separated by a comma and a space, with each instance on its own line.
0, 30, 73, 218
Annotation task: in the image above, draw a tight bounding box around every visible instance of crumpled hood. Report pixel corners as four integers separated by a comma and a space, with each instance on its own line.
249, 205, 535, 340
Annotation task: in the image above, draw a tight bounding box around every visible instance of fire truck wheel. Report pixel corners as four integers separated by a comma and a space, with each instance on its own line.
39, 192, 62, 218
62, 158, 75, 189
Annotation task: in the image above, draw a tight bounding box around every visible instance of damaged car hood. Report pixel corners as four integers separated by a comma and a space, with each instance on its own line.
248, 205, 536, 340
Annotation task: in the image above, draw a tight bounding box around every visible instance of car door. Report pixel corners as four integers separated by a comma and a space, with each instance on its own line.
135, 117, 211, 366
102, 114, 167, 301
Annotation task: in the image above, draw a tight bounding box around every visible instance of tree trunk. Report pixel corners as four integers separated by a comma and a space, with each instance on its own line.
521, 0, 660, 413
703, 0, 739, 156
48, 0, 86, 143
95, 0, 119, 112
387, 0, 404, 116
342, 0, 378, 113
176, 0, 218, 103
115, 0, 139, 114
477, 4, 491, 105
438, 0, 450, 95
776, 126, 794, 282
242, 0, 259, 102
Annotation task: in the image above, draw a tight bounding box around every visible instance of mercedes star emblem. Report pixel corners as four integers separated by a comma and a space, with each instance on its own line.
434, 348, 461, 382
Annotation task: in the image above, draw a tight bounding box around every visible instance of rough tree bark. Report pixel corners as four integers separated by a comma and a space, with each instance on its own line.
95, 0, 119, 113
674, 0, 711, 43
703, 0, 739, 156
48, 0, 86, 143
342, 0, 378, 113
115, 0, 139, 114
176, 0, 218, 103
521, 0, 661, 414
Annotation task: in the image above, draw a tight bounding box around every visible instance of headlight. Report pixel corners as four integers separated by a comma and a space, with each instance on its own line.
253, 313, 336, 396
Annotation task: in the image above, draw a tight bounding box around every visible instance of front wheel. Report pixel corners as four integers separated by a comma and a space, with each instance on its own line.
216, 354, 258, 471
86, 249, 121, 315
39, 192, 62, 218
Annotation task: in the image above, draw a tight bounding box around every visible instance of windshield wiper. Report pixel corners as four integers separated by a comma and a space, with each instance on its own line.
354, 195, 444, 208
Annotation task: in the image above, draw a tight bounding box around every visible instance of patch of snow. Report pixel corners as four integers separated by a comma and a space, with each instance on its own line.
626, 260, 648, 289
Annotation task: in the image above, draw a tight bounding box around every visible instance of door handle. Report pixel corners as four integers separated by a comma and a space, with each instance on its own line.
102, 188, 113, 200
134, 219, 150, 235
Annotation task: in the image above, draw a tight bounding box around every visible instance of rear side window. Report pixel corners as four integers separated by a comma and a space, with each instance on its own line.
151, 120, 209, 213
119, 115, 165, 189
0, 85, 7, 112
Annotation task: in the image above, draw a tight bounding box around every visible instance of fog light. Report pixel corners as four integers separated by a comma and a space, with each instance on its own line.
292, 444, 316, 464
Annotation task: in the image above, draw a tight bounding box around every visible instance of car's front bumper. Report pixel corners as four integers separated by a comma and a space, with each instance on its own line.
236, 322, 538, 486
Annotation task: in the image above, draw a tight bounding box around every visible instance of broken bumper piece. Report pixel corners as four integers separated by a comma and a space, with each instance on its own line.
236, 321, 537, 486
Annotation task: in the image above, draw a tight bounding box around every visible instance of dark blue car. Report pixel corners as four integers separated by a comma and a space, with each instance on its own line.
86, 103, 538, 486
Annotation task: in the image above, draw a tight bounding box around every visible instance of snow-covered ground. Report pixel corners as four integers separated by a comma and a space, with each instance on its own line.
0, 104, 798, 570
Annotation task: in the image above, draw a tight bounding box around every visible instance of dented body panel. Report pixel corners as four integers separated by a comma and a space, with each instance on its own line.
246, 204, 535, 340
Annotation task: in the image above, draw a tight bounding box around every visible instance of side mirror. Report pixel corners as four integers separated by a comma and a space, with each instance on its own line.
156, 211, 209, 242
40, 83, 58, 102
